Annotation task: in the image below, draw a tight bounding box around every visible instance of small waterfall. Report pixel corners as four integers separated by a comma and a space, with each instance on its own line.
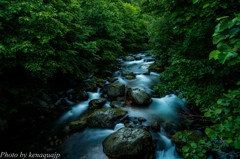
56, 88, 102, 125
156, 131, 181, 159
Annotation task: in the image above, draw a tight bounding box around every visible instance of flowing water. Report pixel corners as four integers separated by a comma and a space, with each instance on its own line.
58, 52, 186, 159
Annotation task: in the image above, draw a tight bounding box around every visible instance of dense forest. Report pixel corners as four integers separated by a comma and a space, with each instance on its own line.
0, 0, 240, 159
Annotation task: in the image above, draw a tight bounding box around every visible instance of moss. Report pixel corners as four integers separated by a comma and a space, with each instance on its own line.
126, 76, 136, 80
114, 108, 127, 114
71, 120, 82, 124
110, 84, 124, 88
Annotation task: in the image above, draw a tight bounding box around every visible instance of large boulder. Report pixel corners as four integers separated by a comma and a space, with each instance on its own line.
103, 127, 154, 159
107, 84, 125, 99
89, 99, 107, 110
87, 108, 128, 128
128, 88, 152, 106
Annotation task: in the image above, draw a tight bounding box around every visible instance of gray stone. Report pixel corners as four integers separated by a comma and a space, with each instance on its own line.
134, 56, 142, 60
123, 56, 135, 61
103, 127, 154, 159
122, 71, 135, 77
87, 108, 128, 128
151, 121, 160, 131
107, 84, 125, 99
128, 88, 152, 106
69, 120, 87, 133
89, 99, 107, 110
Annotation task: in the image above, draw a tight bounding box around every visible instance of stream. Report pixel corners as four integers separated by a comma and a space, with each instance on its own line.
57, 52, 185, 159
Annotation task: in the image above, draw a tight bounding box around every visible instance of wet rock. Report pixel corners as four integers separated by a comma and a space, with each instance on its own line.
134, 56, 142, 60
148, 63, 164, 73
138, 117, 147, 122
144, 59, 154, 62
128, 88, 152, 106
143, 71, 150, 75
91, 77, 105, 87
151, 121, 160, 131
72, 91, 89, 101
102, 127, 154, 159
110, 101, 125, 108
106, 84, 125, 99
107, 77, 118, 83
69, 120, 87, 133
123, 56, 135, 61
89, 99, 107, 110
122, 71, 135, 77
125, 75, 136, 80
87, 108, 127, 128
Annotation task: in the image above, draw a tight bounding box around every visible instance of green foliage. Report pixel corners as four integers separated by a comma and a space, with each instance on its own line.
209, 14, 240, 65
0, 0, 149, 128
143, 0, 240, 158
0, 0, 148, 81
0, 0, 97, 80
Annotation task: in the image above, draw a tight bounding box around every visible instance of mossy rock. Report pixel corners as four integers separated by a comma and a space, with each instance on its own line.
148, 63, 164, 73
107, 77, 118, 83
126, 75, 136, 80
69, 120, 87, 133
122, 71, 135, 77
87, 108, 128, 128
103, 127, 154, 159
128, 88, 152, 106
89, 99, 107, 110
107, 84, 125, 99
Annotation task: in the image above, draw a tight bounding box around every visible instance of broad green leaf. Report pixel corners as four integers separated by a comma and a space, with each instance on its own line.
193, 0, 200, 4
234, 139, 240, 149
226, 138, 233, 144
222, 52, 238, 63
213, 35, 227, 44
214, 109, 222, 114
204, 112, 211, 117
217, 43, 231, 52
182, 146, 189, 152
203, 3, 210, 9
209, 50, 220, 60
191, 142, 197, 148
218, 20, 229, 32
205, 128, 217, 139
228, 17, 238, 29
217, 16, 229, 21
